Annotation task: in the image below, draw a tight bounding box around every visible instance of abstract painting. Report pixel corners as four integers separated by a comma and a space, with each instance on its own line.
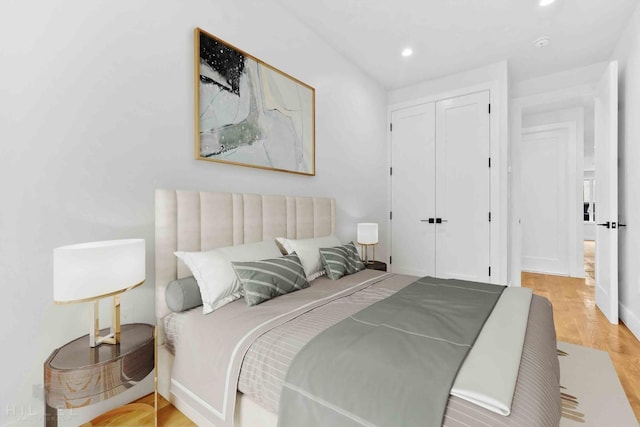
195, 28, 315, 176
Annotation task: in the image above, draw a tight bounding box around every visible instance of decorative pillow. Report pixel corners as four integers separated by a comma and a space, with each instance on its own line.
319, 241, 366, 280
275, 235, 341, 281
232, 252, 309, 306
165, 276, 203, 312
175, 240, 282, 314
344, 241, 367, 272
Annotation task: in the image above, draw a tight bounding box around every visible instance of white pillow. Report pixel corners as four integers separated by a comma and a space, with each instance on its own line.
276, 235, 341, 281
175, 240, 282, 314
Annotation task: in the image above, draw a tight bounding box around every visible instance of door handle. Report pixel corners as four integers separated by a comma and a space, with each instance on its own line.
597, 221, 611, 229
420, 218, 447, 224
619, 223, 627, 227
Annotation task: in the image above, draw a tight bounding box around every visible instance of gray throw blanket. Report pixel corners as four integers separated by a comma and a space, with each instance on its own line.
278, 276, 505, 427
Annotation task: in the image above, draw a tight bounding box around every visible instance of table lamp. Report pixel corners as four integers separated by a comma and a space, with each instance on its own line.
357, 223, 378, 264
53, 239, 145, 347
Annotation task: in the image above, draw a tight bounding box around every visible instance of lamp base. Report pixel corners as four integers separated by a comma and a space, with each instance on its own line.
90, 294, 122, 347
358, 243, 377, 265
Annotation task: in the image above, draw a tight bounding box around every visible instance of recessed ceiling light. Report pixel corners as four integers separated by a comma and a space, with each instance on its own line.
401, 48, 413, 57
539, 0, 556, 6
533, 36, 550, 48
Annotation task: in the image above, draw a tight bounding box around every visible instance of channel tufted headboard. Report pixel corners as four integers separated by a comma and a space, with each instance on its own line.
154, 189, 336, 339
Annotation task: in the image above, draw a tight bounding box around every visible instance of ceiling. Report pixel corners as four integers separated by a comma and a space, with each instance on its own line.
277, 0, 638, 90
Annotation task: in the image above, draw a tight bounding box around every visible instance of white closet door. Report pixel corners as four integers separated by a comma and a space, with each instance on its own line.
520, 127, 570, 275
435, 91, 491, 282
391, 103, 436, 276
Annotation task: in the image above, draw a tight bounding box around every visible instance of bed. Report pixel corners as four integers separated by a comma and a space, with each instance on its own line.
155, 189, 561, 427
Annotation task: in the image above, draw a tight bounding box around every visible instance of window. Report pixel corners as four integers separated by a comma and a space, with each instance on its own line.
583, 179, 595, 222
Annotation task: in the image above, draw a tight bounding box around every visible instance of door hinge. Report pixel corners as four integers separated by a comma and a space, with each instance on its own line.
489, 266, 491, 277
389, 256, 392, 265
390, 167, 393, 176
390, 123, 393, 132
390, 211, 393, 220
488, 104, 491, 114
488, 157, 491, 168
488, 212, 491, 222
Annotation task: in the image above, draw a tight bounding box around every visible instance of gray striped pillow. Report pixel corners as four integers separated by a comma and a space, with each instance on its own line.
320, 242, 366, 280
345, 241, 366, 272
232, 252, 309, 306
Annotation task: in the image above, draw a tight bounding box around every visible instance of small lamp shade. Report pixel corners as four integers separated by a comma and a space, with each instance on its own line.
357, 223, 378, 245
53, 239, 145, 303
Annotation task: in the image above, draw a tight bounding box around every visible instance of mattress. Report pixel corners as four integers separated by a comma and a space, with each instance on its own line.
164, 271, 560, 427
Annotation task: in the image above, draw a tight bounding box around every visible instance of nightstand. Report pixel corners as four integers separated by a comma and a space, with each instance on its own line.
44, 323, 154, 427
365, 261, 387, 272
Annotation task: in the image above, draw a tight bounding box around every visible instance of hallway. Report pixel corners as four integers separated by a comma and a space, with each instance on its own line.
584, 240, 595, 286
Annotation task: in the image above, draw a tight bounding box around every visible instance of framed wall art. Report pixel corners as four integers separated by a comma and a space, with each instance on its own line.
194, 27, 316, 176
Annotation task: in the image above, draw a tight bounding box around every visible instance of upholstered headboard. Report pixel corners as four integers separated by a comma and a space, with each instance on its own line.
155, 189, 336, 332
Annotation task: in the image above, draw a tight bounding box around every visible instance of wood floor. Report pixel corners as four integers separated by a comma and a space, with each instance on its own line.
156, 394, 195, 427
83, 392, 196, 426
93, 250, 640, 425
521, 241, 640, 422
81, 394, 156, 426
583, 240, 595, 286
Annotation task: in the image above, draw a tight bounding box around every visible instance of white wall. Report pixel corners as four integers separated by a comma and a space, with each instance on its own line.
583, 106, 596, 171
387, 61, 509, 284
610, 4, 640, 340
522, 107, 584, 135
512, 62, 607, 99
388, 61, 508, 106
0, 0, 388, 425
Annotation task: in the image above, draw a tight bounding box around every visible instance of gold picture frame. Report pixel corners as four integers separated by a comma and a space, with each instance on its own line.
194, 28, 316, 176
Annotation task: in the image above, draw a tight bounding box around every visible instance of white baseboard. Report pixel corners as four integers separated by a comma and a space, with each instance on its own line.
170, 387, 218, 427
170, 389, 276, 427
619, 302, 640, 342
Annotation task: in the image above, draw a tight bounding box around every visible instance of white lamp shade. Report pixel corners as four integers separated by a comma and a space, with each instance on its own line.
357, 223, 379, 245
53, 239, 145, 303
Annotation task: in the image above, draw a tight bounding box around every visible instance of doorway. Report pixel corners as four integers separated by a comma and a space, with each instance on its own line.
584, 240, 595, 286
583, 171, 596, 286
511, 61, 619, 324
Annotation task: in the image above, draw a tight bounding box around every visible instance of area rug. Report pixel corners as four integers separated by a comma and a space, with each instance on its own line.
558, 341, 638, 426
